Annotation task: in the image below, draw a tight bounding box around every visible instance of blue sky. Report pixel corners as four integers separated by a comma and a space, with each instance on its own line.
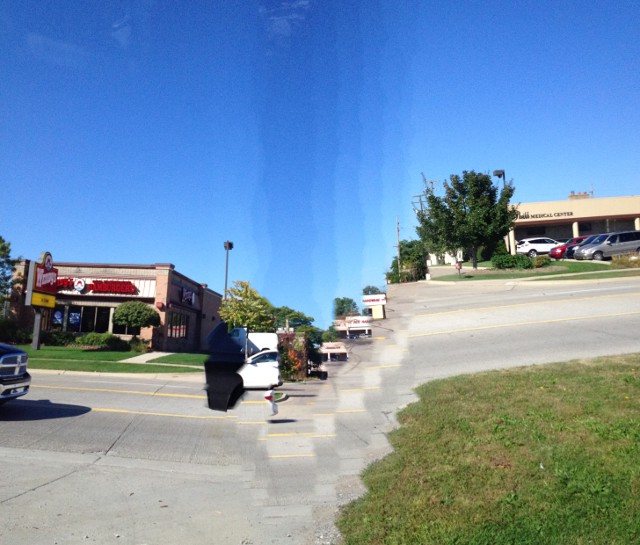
2, 1, 639, 328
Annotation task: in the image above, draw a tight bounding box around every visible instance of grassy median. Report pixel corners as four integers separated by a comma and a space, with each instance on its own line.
338, 353, 640, 545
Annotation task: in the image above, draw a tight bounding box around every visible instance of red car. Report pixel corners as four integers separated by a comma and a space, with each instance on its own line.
549, 236, 589, 259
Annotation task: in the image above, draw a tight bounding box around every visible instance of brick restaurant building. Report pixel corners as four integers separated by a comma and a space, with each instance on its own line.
12, 262, 222, 353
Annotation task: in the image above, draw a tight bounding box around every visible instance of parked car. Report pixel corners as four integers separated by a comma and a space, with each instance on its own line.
0, 343, 31, 404
574, 230, 640, 261
548, 236, 590, 260
565, 234, 600, 259
238, 349, 283, 389
516, 237, 560, 257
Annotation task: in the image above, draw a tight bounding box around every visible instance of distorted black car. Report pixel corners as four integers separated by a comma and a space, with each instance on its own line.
0, 343, 31, 404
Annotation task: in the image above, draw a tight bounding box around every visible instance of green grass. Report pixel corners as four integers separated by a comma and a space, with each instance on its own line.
20, 345, 201, 373
534, 269, 640, 281
337, 354, 640, 544
437, 260, 615, 281
28, 359, 200, 373
149, 352, 207, 365
20, 345, 134, 361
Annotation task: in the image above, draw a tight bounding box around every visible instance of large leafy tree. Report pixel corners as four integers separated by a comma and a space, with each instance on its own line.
416, 170, 518, 268
333, 297, 359, 318
272, 305, 314, 331
113, 301, 161, 333
0, 236, 18, 304
219, 280, 275, 332
387, 239, 428, 283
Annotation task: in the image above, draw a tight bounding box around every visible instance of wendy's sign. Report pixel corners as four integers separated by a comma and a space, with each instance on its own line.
26, 252, 58, 308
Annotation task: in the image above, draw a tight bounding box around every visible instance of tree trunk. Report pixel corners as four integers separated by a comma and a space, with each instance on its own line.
471, 246, 479, 269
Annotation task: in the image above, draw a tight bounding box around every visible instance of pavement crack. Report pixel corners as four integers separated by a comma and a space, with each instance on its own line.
1, 468, 80, 504
104, 417, 136, 456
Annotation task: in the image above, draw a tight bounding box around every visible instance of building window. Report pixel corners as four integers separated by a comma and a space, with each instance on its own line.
167, 312, 189, 339
112, 312, 141, 336
579, 222, 592, 232
526, 227, 546, 236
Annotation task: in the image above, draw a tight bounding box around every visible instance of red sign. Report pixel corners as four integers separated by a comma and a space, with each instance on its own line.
32, 252, 58, 295
57, 278, 137, 295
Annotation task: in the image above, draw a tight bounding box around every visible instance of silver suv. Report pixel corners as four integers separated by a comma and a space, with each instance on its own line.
574, 230, 640, 260
516, 237, 560, 258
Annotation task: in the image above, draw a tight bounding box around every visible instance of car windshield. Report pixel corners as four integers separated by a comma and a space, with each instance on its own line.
590, 234, 608, 244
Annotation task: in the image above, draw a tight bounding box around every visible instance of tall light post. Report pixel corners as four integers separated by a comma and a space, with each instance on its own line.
223, 241, 233, 299
493, 169, 506, 187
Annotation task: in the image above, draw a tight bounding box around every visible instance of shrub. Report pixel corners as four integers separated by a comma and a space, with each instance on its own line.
612, 254, 640, 269
491, 254, 533, 270
42, 331, 75, 346
533, 255, 551, 268
128, 337, 150, 353
76, 332, 131, 351
76, 332, 111, 347
0, 318, 32, 344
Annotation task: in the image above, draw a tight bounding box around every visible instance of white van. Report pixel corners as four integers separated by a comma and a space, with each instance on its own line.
574, 230, 640, 260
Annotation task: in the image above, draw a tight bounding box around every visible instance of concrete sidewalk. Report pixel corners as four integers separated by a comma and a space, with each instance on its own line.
120, 351, 176, 363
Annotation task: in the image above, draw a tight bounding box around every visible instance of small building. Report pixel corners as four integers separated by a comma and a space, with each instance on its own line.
320, 342, 348, 362
11, 261, 222, 353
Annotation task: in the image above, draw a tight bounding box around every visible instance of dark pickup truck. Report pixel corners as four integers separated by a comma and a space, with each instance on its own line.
0, 343, 31, 404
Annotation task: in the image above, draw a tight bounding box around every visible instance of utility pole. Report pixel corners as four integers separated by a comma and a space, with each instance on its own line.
396, 216, 401, 283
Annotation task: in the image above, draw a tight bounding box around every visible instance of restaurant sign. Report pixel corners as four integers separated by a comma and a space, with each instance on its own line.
57, 277, 138, 295
25, 252, 58, 308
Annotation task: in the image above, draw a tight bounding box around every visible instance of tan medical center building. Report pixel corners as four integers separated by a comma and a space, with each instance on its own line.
12, 262, 222, 353
509, 193, 640, 250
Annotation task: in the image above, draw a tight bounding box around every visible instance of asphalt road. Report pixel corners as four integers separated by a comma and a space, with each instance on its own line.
2, 274, 639, 545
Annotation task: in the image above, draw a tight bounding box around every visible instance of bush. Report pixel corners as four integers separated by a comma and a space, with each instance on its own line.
491, 254, 534, 270
128, 337, 150, 353
533, 255, 551, 268
42, 330, 76, 346
612, 254, 640, 269
0, 319, 32, 344
75, 332, 131, 351
76, 332, 111, 347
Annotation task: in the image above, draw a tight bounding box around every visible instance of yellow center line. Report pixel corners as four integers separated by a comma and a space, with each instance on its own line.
33, 385, 205, 399
409, 311, 640, 338
91, 407, 233, 419
416, 291, 640, 317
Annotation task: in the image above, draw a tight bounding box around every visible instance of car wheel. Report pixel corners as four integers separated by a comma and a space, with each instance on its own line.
527, 250, 537, 258
593, 252, 604, 261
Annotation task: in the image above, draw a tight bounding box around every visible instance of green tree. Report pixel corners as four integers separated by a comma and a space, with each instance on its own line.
387, 239, 429, 283
363, 285, 383, 295
321, 325, 339, 342
112, 301, 161, 335
0, 236, 18, 305
272, 305, 314, 331
219, 280, 275, 332
416, 170, 518, 268
334, 297, 359, 318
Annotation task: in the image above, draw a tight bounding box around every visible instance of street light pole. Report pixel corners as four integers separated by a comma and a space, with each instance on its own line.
493, 169, 506, 187
223, 241, 233, 299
